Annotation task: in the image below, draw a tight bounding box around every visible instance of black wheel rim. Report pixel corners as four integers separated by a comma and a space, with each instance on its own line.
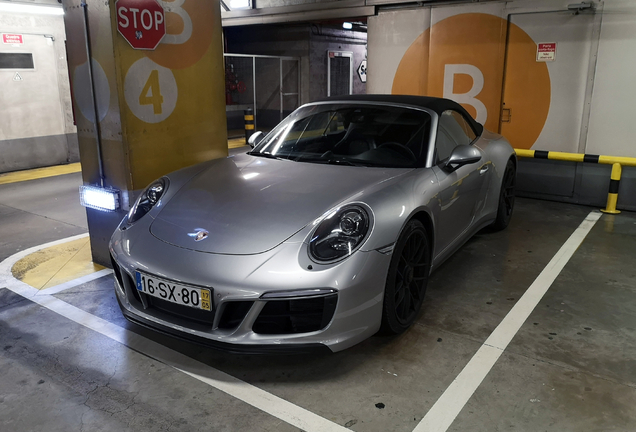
502, 167, 515, 217
394, 230, 429, 325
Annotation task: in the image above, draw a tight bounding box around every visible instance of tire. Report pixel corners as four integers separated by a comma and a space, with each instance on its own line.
379, 220, 431, 335
491, 159, 516, 231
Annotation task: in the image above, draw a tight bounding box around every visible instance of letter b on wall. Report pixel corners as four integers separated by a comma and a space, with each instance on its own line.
391, 12, 551, 143
443, 64, 487, 124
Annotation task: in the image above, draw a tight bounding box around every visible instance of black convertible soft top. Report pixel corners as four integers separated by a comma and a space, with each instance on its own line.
319, 94, 484, 136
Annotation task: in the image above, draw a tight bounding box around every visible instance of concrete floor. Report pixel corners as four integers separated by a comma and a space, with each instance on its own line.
0, 172, 87, 260
1, 171, 635, 431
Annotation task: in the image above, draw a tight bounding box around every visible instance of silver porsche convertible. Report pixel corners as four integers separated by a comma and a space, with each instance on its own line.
109, 95, 516, 353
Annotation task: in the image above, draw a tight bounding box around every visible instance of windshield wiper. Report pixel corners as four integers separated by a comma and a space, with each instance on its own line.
326, 158, 361, 166
247, 152, 287, 161
293, 155, 363, 166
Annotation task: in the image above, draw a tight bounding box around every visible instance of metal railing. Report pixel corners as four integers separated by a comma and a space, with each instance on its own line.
223, 53, 301, 128
514, 149, 636, 214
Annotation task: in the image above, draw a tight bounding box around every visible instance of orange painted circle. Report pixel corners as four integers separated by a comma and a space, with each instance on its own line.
392, 13, 551, 150
144, 0, 216, 70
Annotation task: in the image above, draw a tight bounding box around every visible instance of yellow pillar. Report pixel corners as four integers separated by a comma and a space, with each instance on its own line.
601, 163, 622, 214
64, 0, 227, 265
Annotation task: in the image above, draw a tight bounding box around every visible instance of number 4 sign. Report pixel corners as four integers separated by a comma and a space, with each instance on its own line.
139, 70, 164, 114
124, 57, 177, 123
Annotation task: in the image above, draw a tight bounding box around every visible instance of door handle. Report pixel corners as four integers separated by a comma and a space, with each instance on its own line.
479, 166, 489, 175
501, 108, 512, 123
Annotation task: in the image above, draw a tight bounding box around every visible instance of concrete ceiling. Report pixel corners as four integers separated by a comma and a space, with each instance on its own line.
0, 0, 62, 6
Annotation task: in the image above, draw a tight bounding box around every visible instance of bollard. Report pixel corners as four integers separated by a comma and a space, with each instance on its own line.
601, 163, 622, 214
514, 149, 636, 215
244, 108, 254, 144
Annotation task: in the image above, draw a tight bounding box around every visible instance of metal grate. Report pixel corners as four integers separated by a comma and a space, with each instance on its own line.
328, 52, 352, 97
224, 53, 300, 133
224, 56, 253, 107
0, 53, 34, 69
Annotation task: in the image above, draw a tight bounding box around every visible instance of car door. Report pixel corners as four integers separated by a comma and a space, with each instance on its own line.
432, 110, 488, 256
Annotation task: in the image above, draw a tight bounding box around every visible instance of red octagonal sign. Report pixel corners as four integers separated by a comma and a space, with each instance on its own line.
116, 0, 166, 50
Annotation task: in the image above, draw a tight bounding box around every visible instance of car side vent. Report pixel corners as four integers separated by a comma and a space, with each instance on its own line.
217, 301, 254, 330
252, 294, 337, 335
110, 253, 124, 289
123, 272, 142, 304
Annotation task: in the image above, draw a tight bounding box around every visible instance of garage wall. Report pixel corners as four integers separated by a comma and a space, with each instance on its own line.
367, 0, 636, 210
309, 25, 367, 101
255, 0, 339, 7
368, 0, 593, 149
367, 7, 430, 96
225, 24, 310, 104
0, 6, 78, 173
586, 0, 636, 158
225, 23, 367, 105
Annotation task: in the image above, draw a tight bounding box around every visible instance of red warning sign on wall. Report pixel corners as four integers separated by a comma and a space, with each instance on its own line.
116, 0, 166, 50
537, 42, 556, 62
2, 34, 23, 45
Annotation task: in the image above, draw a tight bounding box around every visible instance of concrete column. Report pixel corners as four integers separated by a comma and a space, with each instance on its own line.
63, 0, 227, 265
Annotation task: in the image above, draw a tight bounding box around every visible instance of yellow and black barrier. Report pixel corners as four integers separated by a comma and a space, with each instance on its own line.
515, 149, 636, 214
244, 108, 255, 143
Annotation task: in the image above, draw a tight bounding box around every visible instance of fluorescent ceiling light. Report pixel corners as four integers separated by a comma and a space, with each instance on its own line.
229, 0, 251, 9
342, 22, 353, 30
0, 2, 64, 15
79, 185, 120, 212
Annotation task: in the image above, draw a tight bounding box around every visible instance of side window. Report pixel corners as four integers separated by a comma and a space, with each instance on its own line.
435, 127, 456, 162
435, 110, 476, 163
450, 110, 477, 143
326, 111, 346, 134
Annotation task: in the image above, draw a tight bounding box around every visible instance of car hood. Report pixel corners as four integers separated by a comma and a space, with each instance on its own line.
150, 153, 410, 255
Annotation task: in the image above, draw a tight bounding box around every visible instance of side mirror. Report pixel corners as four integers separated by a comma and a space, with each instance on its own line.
247, 131, 264, 148
445, 145, 481, 170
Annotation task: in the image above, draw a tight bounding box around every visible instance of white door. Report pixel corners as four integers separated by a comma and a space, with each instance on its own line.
0, 34, 67, 169
501, 9, 596, 196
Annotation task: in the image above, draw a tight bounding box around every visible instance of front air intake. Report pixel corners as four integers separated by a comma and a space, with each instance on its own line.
252, 294, 337, 335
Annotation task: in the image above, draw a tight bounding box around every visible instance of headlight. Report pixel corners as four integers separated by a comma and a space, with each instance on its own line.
309, 205, 370, 262
127, 178, 168, 224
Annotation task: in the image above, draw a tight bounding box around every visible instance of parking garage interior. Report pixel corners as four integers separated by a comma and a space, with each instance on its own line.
1, 0, 636, 431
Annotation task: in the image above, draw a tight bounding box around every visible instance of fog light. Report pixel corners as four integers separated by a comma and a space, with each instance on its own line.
79, 185, 120, 212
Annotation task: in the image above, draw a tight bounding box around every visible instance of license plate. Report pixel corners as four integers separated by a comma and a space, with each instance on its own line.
135, 271, 212, 311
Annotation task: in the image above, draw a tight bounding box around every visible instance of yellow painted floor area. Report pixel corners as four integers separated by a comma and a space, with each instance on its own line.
0, 162, 82, 185
5, 138, 246, 290
12, 237, 105, 290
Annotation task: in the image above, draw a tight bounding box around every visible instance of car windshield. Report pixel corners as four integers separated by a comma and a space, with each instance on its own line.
250, 103, 431, 168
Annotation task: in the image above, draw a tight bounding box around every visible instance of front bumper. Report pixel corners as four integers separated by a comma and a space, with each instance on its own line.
110, 224, 392, 353
116, 295, 332, 355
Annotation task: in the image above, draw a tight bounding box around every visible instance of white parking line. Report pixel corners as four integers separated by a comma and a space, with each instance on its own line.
0, 235, 349, 432
414, 211, 602, 432
40, 268, 113, 295
0, 211, 602, 432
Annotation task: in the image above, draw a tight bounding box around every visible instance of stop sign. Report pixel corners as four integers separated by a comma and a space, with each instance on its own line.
116, 0, 166, 50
